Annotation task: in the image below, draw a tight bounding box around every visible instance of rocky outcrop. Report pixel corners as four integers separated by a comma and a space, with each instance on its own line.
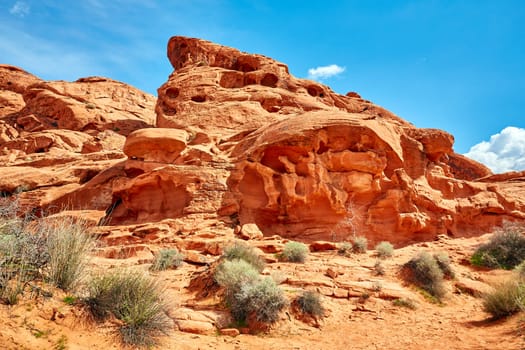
99, 36, 525, 245
0, 65, 156, 213
2, 38, 525, 246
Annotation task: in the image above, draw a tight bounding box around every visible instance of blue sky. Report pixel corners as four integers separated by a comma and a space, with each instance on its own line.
1, 1, 524, 172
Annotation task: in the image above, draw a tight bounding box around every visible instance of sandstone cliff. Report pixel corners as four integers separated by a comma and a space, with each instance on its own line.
0, 64, 156, 214
1, 38, 524, 246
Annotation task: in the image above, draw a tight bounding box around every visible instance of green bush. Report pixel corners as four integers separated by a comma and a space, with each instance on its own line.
296, 290, 324, 317
84, 269, 170, 346
375, 241, 394, 258
222, 241, 265, 272
45, 218, 94, 291
281, 241, 309, 263
337, 242, 352, 257
232, 277, 287, 323
352, 236, 368, 253
483, 280, 525, 319
471, 227, 525, 269
150, 248, 184, 272
403, 252, 446, 299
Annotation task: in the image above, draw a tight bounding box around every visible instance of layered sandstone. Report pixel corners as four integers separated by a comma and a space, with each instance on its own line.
1, 38, 524, 246
0, 65, 156, 213
102, 36, 525, 245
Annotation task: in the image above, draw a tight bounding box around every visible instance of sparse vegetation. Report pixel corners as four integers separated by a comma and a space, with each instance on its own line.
215, 259, 260, 305
403, 252, 446, 299
373, 260, 385, 276
375, 241, 394, 258
84, 269, 171, 347
482, 280, 525, 319
296, 290, 324, 317
393, 298, 417, 310
222, 241, 265, 272
62, 295, 77, 305
434, 252, 454, 279
337, 242, 352, 256
515, 260, 525, 279
352, 236, 368, 253
0, 200, 95, 303
471, 225, 525, 269
215, 258, 287, 324
150, 248, 184, 272
0, 201, 47, 304
371, 281, 383, 292
232, 277, 287, 323
54, 334, 68, 350
280, 241, 309, 263
45, 217, 95, 291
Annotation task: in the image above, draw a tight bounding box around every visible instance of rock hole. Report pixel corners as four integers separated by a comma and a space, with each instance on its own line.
191, 95, 206, 103
260, 73, 278, 88
78, 169, 101, 184
165, 87, 180, 99
161, 102, 177, 116
219, 71, 244, 88
307, 86, 318, 97
244, 76, 257, 86
233, 55, 260, 72
125, 168, 146, 178
316, 141, 329, 154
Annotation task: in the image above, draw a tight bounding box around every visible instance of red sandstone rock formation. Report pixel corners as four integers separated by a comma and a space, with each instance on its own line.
1, 38, 524, 246
0, 65, 156, 213
105, 36, 524, 245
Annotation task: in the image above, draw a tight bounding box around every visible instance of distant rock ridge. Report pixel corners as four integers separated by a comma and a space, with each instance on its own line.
1, 37, 524, 245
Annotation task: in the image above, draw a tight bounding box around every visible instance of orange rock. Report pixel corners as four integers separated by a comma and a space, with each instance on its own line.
123, 128, 189, 163
2, 37, 525, 250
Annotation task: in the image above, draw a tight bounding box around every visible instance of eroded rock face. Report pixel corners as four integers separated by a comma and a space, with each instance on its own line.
149, 36, 525, 245
0, 66, 156, 214
2, 38, 525, 247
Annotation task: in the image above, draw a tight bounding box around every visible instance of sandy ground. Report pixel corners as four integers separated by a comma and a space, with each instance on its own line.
1, 232, 524, 350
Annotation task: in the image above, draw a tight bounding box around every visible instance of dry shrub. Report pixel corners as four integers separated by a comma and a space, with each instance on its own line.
403, 252, 446, 299
375, 241, 394, 258
45, 217, 95, 291
281, 241, 309, 263
222, 241, 265, 272
296, 290, 324, 317
84, 269, 171, 346
150, 248, 184, 272
352, 236, 368, 253
483, 280, 525, 319
471, 225, 525, 269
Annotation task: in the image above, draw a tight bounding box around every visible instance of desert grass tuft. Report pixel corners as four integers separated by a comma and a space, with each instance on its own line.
222, 241, 265, 272
280, 241, 309, 263
150, 248, 184, 272
84, 269, 171, 346
296, 290, 324, 317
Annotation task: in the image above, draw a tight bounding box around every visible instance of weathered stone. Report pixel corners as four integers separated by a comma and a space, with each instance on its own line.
238, 223, 264, 240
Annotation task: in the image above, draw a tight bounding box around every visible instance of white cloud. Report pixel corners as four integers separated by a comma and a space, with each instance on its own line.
307, 64, 345, 80
464, 126, 525, 173
9, 1, 30, 17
